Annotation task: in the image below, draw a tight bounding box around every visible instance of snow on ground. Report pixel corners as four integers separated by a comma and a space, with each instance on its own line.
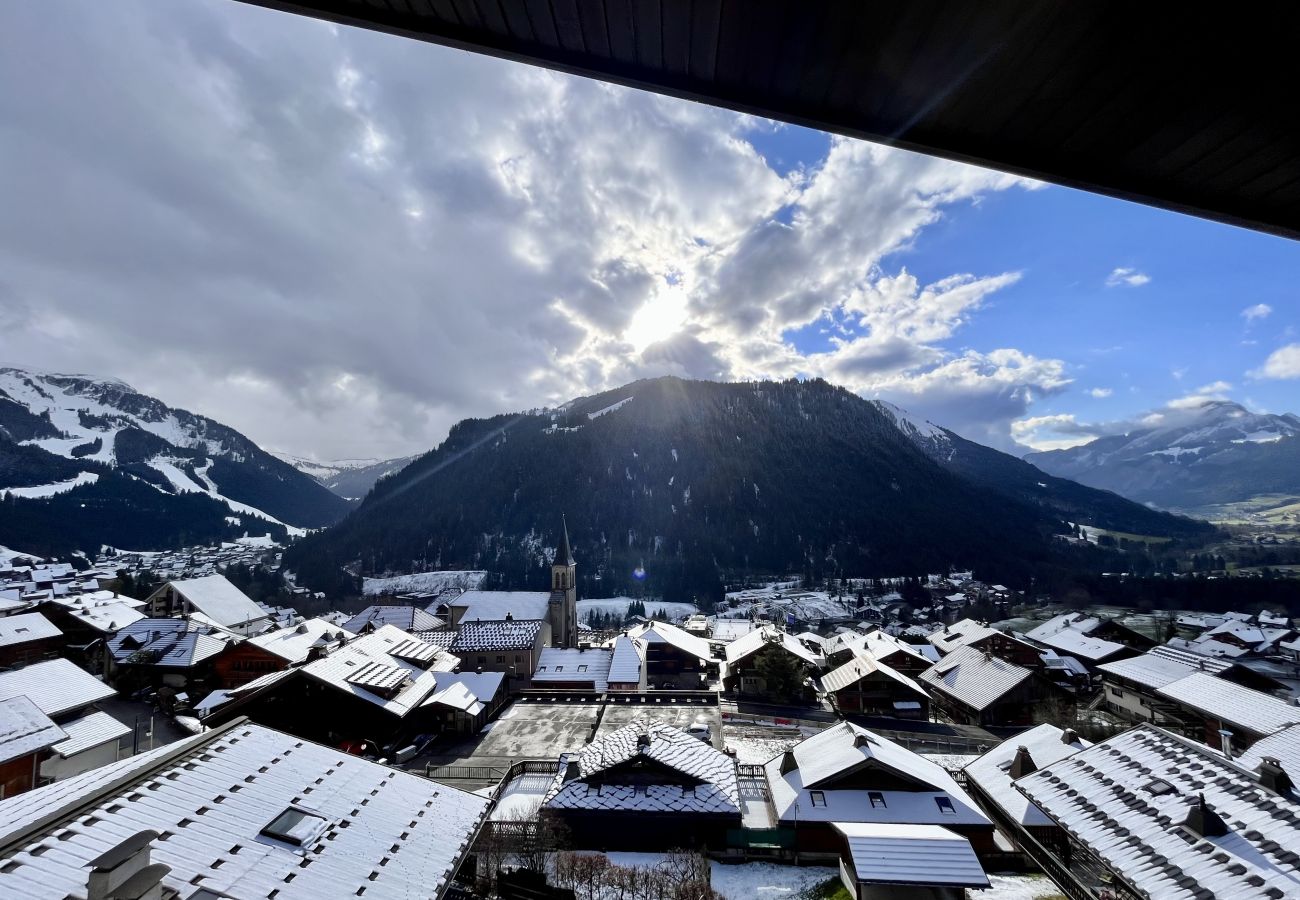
489, 772, 553, 821
1, 472, 99, 498
725, 735, 797, 765
974, 874, 1066, 899
234, 534, 280, 548
0, 545, 43, 565
578, 597, 700, 622
709, 861, 837, 899
362, 570, 488, 597
587, 396, 633, 419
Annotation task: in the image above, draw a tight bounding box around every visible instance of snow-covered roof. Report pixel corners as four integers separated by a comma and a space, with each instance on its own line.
106, 618, 230, 668
247, 618, 354, 664
452, 619, 543, 653
163, 574, 269, 630
1156, 671, 1300, 737
709, 619, 759, 642
918, 645, 1032, 711
421, 671, 504, 716
0, 658, 116, 718
608, 635, 643, 684
1150, 643, 1234, 674
963, 724, 1089, 827
46, 593, 146, 634
1025, 612, 1101, 641
49, 710, 131, 758
0, 696, 65, 764
819, 653, 928, 699
450, 590, 551, 622
533, 648, 612, 691
1097, 650, 1206, 690
544, 721, 739, 816
861, 630, 930, 665
1238, 723, 1300, 775
1024, 615, 1128, 661
765, 721, 988, 828
629, 621, 714, 662
1017, 724, 1300, 900
342, 605, 444, 634
724, 625, 824, 668
0, 611, 61, 647
833, 822, 989, 888
0, 721, 490, 900
298, 625, 457, 717
927, 618, 1004, 654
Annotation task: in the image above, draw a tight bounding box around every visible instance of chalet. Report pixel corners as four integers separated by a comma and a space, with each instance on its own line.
145, 574, 271, 636
35, 591, 146, 673
763, 722, 994, 858
105, 618, 231, 697
927, 618, 1040, 667
832, 822, 990, 900
918, 646, 1075, 728
1153, 670, 1300, 754
628, 622, 716, 689
421, 670, 508, 734
0, 720, 490, 899
542, 721, 741, 849
819, 653, 930, 720
962, 724, 1089, 860
606, 635, 644, 692
1097, 646, 1284, 726
343, 604, 444, 634
532, 647, 613, 691
0, 658, 128, 782
451, 619, 545, 677
723, 626, 824, 701
1022, 613, 1139, 669
0, 696, 65, 797
213, 618, 354, 688
0, 612, 62, 669
1026, 612, 1153, 653
1016, 724, 1300, 900
859, 630, 933, 676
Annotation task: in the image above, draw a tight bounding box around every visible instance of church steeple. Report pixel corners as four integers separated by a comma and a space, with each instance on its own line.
556, 515, 575, 567
550, 515, 578, 647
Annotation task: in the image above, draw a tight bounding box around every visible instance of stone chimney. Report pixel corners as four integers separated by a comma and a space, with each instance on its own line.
86, 830, 169, 900
1009, 745, 1038, 779
1258, 756, 1293, 794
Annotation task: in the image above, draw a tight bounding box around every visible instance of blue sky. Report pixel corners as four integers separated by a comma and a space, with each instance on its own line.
1, 0, 1297, 459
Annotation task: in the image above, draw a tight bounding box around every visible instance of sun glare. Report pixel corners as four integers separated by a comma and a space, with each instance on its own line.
626, 288, 688, 352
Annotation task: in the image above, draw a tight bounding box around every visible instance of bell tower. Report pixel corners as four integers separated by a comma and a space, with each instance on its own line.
549, 515, 578, 647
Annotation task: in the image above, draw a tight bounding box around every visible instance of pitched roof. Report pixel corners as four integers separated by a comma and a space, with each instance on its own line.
0, 696, 65, 764
833, 822, 989, 888
450, 591, 551, 622
724, 626, 823, 667
106, 619, 230, 668
0, 721, 490, 900
0, 612, 61, 647
342, 605, 443, 635
543, 721, 739, 816
298, 625, 458, 717
1098, 650, 1207, 690
1150, 643, 1234, 675
1238, 722, 1300, 775
963, 724, 1089, 827
819, 653, 928, 699
420, 671, 504, 716
247, 618, 354, 665
0, 658, 116, 718
49, 710, 131, 758
533, 648, 613, 691
452, 619, 542, 653
1025, 620, 1128, 662
1156, 671, 1300, 737
608, 635, 642, 684
927, 618, 1003, 654
918, 645, 1032, 711
628, 621, 713, 662
46, 594, 146, 634
164, 575, 268, 630
860, 630, 930, 666
1016, 724, 1300, 900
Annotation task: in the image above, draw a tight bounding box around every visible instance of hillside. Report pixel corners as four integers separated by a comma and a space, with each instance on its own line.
0, 368, 352, 555
1026, 400, 1300, 517
284, 377, 1210, 599
275, 453, 418, 500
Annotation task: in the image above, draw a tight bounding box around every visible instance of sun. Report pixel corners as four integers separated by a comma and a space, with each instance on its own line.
625, 288, 688, 352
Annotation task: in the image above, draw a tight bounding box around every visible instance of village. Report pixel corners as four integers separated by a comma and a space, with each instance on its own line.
1, 525, 1299, 900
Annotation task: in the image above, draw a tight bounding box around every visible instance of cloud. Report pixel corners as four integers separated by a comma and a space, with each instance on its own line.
0, 0, 1051, 458
1011, 414, 1098, 451
1252, 344, 1300, 380
1088, 387, 1113, 398
1242, 303, 1273, 323
1105, 267, 1150, 288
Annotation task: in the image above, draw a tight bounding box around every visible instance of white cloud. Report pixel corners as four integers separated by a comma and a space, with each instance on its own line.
1167, 381, 1232, 409
1242, 303, 1273, 323
0, 0, 1055, 458
1105, 267, 1150, 288
1011, 414, 1096, 451
1088, 387, 1113, 398
1252, 344, 1300, 380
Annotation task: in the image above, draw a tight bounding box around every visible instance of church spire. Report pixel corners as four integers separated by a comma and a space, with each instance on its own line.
557, 515, 576, 567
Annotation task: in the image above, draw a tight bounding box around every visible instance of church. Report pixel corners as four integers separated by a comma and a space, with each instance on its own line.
439, 518, 579, 675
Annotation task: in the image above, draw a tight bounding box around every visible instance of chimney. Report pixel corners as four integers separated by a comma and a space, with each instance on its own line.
636, 731, 651, 748
1219, 728, 1235, 759
1009, 745, 1037, 779
853, 732, 872, 749
1258, 756, 1293, 794
779, 750, 797, 775
1060, 727, 1079, 745
86, 830, 169, 900
1182, 793, 1229, 838
563, 760, 581, 782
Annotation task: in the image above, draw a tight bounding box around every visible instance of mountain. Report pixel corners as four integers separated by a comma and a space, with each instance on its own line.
1025, 400, 1300, 517
0, 368, 352, 555
275, 453, 417, 500
284, 376, 1210, 600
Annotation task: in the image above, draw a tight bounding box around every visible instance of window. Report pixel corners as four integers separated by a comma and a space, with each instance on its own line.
935, 797, 956, 815
809, 791, 826, 807
577, 664, 588, 673
555, 665, 563, 672
1145, 778, 1175, 796
868, 791, 886, 809
260, 807, 328, 847
496, 655, 505, 663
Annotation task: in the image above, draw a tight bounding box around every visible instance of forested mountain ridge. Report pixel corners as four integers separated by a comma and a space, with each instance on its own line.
0, 368, 352, 555
284, 377, 1211, 600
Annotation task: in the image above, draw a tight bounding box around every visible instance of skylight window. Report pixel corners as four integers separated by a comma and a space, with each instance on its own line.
1145, 778, 1175, 796
260, 807, 329, 848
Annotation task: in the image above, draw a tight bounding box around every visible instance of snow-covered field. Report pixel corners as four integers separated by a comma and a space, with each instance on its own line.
1, 472, 99, 498
708, 861, 836, 898
0, 545, 42, 565
362, 570, 487, 597
578, 597, 700, 622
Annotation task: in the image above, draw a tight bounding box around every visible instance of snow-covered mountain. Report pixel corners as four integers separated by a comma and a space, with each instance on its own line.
1026, 400, 1300, 515
0, 368, 351, 554
274, 453, 417, 500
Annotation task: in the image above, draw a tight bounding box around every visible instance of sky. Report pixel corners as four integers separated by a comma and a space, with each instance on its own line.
0, 1, 1297, 461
